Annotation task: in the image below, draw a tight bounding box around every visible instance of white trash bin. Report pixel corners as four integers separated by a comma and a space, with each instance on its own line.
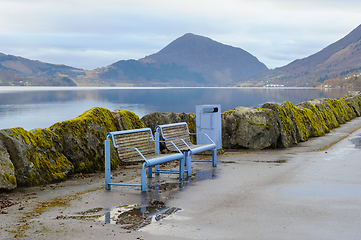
196, 104, 222, 150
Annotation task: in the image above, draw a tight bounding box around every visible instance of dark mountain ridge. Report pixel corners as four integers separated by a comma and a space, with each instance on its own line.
244, 24, 361, 87
97, 33, 268, 86
0, 53, 80, 86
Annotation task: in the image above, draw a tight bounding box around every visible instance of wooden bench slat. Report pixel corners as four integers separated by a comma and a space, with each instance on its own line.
161, 124, 195, 151
112, 130, 156, 162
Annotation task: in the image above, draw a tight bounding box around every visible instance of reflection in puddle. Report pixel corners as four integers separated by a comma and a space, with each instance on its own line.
98, 203, 181, 230
55, 168, 217, 230
150, 168, 219, 190
194, 168, 217, 181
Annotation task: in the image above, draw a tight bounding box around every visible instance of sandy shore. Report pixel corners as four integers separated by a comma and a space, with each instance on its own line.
1, 118, 361, 239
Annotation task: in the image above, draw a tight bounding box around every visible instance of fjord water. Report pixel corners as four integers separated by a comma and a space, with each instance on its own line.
0, 87, 351, 130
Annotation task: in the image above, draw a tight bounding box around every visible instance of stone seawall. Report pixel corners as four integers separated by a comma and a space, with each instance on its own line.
0, 91, 360, 190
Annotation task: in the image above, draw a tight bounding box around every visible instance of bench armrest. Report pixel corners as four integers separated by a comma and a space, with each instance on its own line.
160, 137, 192, 150
154, 140, 183, 154
189, 132, 215, 144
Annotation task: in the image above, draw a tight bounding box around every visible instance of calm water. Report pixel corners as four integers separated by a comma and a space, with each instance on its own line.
0, 86, 351, 130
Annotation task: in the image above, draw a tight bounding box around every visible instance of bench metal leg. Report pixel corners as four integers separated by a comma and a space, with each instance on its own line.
104, 139, 111, 190
179, 157, 185, 179
147, 166, 153, 178
212, 149, 217, 167
154, 132, 161, 176
155, 131, 160, 154
185, 152, 192, 176
141, 168, 147, 191
155, 165, 160, 175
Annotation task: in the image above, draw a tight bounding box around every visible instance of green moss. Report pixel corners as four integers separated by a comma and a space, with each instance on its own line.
114, 109, 144, 130
9, 175, 17, 185
51, 107, 117, 138
276, 106, 293, 135
318, 101, 339, 129
248, 121, 271, 130
73, 145, 80, 154
298, 107, 323, 137
284, 101, 309, 141
324, 98, 349, 124
258, 107, 273, 118
77, 162, 86, 171
309, 104, 330, 134
32, 128, 54, 149
3, 172, 16, 185
9, 163, 14, 171
340, 98, 355, 119
26, 148, 73, 185
48, 107, 118, 173
223, 110, 234, 115
8, 127, 36, 145
26, 172, 41, 186
4, 125, 75, 186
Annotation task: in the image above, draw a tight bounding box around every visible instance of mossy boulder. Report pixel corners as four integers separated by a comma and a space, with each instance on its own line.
296, 101, 330, 137
0, 139, 16, 190
323, 98, 351, 125
221, 106, 280, 149
49, 107, 118, 173
0, 127, 73, 187
343, 94, 361, 117
112, 109, 145, 130
141, 112, 197, 152
141, 112, 196, 133
261, 103, 298, 148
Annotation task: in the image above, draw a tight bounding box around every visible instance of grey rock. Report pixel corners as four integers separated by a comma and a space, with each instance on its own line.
221, 106, 280, 149
0, 139, 16, 190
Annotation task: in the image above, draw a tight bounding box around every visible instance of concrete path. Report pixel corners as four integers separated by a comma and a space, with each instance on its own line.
1, 118, 361, 239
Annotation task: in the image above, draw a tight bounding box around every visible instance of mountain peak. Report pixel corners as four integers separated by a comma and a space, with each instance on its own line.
143, 33, 268, 85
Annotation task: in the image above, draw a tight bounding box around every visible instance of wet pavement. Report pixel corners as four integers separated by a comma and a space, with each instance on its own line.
1, 118, 361, 239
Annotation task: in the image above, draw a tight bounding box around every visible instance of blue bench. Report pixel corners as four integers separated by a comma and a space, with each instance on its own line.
155, 122, 217, 176
104, 128, 185, 191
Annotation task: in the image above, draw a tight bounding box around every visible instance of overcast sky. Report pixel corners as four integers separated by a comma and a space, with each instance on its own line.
1, 0, 360, 70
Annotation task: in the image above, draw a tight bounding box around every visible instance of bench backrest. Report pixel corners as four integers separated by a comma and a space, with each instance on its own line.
158, 123, 194, 152
111, 128, 155, 163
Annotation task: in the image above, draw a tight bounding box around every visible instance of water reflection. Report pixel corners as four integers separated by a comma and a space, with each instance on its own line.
96, 167, 219, 230
0, 87, 352, 130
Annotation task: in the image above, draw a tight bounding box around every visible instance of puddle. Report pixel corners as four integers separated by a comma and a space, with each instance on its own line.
350, 136, 361, 148
98, 203, 181, 230
221, 160, 237, 164
55, 168, 217, 230
253, 159, 288, 165
193, 168, 218, 181
149, 168, 219, 191
151, 182, 184, 191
